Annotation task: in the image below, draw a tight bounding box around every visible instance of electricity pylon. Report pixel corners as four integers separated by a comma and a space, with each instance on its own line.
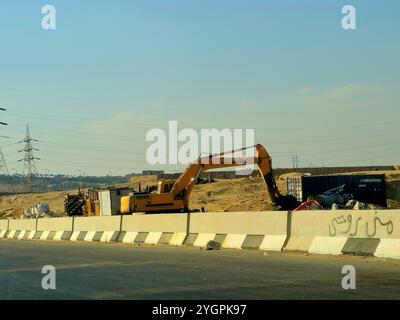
18, 124, 40, 193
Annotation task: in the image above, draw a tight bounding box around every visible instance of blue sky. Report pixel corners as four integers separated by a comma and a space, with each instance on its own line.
0, 0, 399, 175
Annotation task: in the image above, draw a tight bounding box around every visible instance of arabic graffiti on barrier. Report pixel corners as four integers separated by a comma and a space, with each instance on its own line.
329, 212, 393, 237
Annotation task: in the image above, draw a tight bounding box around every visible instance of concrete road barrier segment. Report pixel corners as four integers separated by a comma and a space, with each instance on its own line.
0, 219, 9, 239
36, 217, 74, 241
284, 211, 339, 254
187, 211, 289, 251
1, 210, 400, 260
0, 212, 299, 253
284, 210, 400, 259
6, 219, 37, 240
120, 214, 188, 245
71, 216, 121, 242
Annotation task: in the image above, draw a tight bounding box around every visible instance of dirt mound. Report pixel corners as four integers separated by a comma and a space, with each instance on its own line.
190, 177, 276, 212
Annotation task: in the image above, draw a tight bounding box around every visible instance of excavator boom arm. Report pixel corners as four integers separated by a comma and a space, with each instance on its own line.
170, 144, 287, 207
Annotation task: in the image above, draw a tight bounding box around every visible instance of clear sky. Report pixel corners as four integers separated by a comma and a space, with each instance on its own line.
0, 0, 399, 176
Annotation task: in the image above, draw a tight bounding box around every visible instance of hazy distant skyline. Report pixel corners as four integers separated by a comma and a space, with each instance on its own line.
0, 0, 399, 175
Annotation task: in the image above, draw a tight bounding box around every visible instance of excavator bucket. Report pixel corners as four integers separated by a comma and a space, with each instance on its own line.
274, 194, 300, 211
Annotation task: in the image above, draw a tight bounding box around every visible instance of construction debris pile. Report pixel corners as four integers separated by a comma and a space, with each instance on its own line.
294, 184, 388, 211
289, 173, 393, 211
22, 203, 63, 219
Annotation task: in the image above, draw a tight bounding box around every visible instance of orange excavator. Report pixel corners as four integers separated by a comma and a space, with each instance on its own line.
120, 144, 299, 214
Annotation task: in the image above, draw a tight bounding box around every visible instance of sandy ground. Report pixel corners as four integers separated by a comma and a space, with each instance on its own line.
1, 171, 399, 218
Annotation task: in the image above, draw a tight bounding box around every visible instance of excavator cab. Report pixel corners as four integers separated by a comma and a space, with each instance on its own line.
157, 180, 176, 194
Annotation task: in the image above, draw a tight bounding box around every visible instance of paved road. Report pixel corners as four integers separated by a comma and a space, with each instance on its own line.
1, 239, 400, 299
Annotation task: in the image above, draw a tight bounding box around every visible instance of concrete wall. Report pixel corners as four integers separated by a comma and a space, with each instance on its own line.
159, 166, 395, 180
284, 210, 400, 255
289, 210, 400, 239
37, 217, 74, 231
74, 216, 121, 232
9, 219, 36, 230
2, 210, 400, 260
122, 214, 187, 233
274, 166, 395, 176
189, 211, 288, 235
2, 210, 398, 241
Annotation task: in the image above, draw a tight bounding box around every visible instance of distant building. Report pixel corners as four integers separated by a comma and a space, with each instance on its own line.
142, 170, 164, 176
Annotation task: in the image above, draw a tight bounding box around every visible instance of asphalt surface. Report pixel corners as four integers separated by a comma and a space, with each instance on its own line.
1, 239, 400, 300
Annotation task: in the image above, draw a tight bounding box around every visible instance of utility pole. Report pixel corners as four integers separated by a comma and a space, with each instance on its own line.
18, 124, 40, 193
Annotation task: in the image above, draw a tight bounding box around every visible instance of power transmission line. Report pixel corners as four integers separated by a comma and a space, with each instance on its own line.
0, 106, 17, 192
7, 107, 400, 132
0, 107, 7, 127
18, 124, 40, 193
0, 147, 16, 193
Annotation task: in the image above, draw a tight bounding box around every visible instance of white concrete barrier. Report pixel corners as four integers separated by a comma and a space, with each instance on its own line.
2, 209, 400, 260
35, 217, 74, 241
284, 210, 400, 258
0, 220, 8, 239
7, 219, 37, 240
71, 216, 121, 242
188, 211, 289, 251
364, 210, 400, 259
120, 214, 188, 245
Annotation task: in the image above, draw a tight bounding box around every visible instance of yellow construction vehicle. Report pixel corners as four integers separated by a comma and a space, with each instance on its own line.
120, 144, 299, 214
